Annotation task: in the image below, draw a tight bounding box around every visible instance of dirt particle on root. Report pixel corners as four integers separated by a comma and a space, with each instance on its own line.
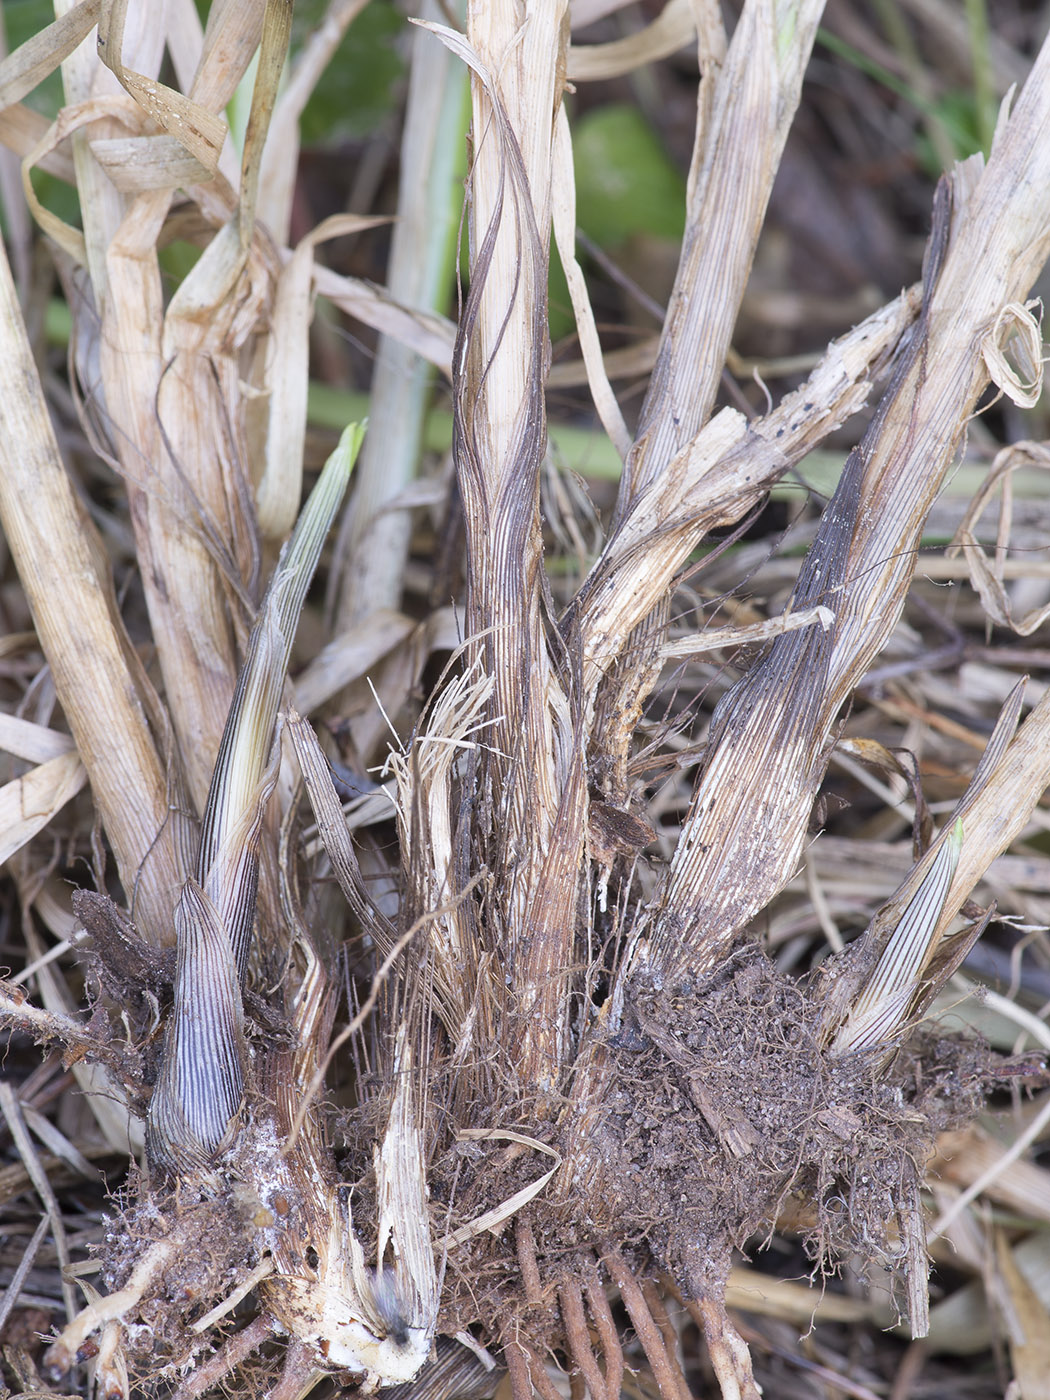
98, 1181, 257, 1374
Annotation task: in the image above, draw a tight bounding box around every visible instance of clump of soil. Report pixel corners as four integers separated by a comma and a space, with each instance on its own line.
408, 947, 989, 1355
587, 950, 987, 1299
90, 1176, 259, 1380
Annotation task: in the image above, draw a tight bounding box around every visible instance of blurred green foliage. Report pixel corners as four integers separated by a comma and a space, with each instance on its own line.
573, 104, 686, 245
815, 27, 989, 178
3, 0, 64, 119
0, 0, 80, 237
549, 103, 686, 341
292, 0, 406, 144
913, 90, 987, 177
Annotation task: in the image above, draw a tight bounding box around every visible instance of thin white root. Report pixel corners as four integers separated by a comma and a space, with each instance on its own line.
44, 1239, 175, 1377
191, 1255, 275, 1333
694, 1296, 762, 1400
94, 1319, 129, 1400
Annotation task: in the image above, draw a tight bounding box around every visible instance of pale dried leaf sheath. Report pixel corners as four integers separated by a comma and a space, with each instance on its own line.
570, 289, 919, 702
373, 1030, 439, 1342
650, 43, 1050, 977
148, 427, 362, 1171
256, 236, 315, 540
0, 233, 182, 943
586, 0, 822, 794
68, 0, 270, 823
254, 217, 387, 542
53, 0, 157, 293
293, 610, 417, 715
148, 880, 246, 1169
447, 8, 564, 820
184, 2, 265, 115
430, 3, 579, 1085
151, 223, 267, 815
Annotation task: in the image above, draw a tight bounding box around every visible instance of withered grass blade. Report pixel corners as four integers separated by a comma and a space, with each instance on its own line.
150, 425, 362, 1171
0, 753, 86, 868
569, 288, 920, 705
567, 0, 697, 81
198, 424, 364, 972
830, 821, 963, 1055
0, 0, 102, 109
618, 0, 824, 508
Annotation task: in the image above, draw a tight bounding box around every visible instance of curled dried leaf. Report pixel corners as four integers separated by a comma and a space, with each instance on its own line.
981, 299, 1045, 407
949, 440, 1050, 635
568, 0, 695, 81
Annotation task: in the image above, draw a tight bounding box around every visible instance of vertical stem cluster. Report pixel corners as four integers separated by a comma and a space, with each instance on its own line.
650, 44, 1050, 977
453, 0, 578, 1087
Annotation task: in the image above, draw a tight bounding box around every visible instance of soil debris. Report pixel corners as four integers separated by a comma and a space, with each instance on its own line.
584, 952, 988, 1305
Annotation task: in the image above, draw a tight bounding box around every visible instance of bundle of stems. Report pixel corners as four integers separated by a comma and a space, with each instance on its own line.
1, 2, 1050, 1399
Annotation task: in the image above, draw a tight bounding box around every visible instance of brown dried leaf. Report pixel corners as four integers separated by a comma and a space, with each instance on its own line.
0, 225, 184, 946
994, 1231, 1050, 1400
646, 43, 1050, 976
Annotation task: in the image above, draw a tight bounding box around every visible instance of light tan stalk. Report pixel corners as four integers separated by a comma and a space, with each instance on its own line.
47, 0, 274, 840
117, 0, 284, 816
617, 0, 825, 510
0, 231, 184, 942
589, 0, 825, 790
454, 0, 568, 818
